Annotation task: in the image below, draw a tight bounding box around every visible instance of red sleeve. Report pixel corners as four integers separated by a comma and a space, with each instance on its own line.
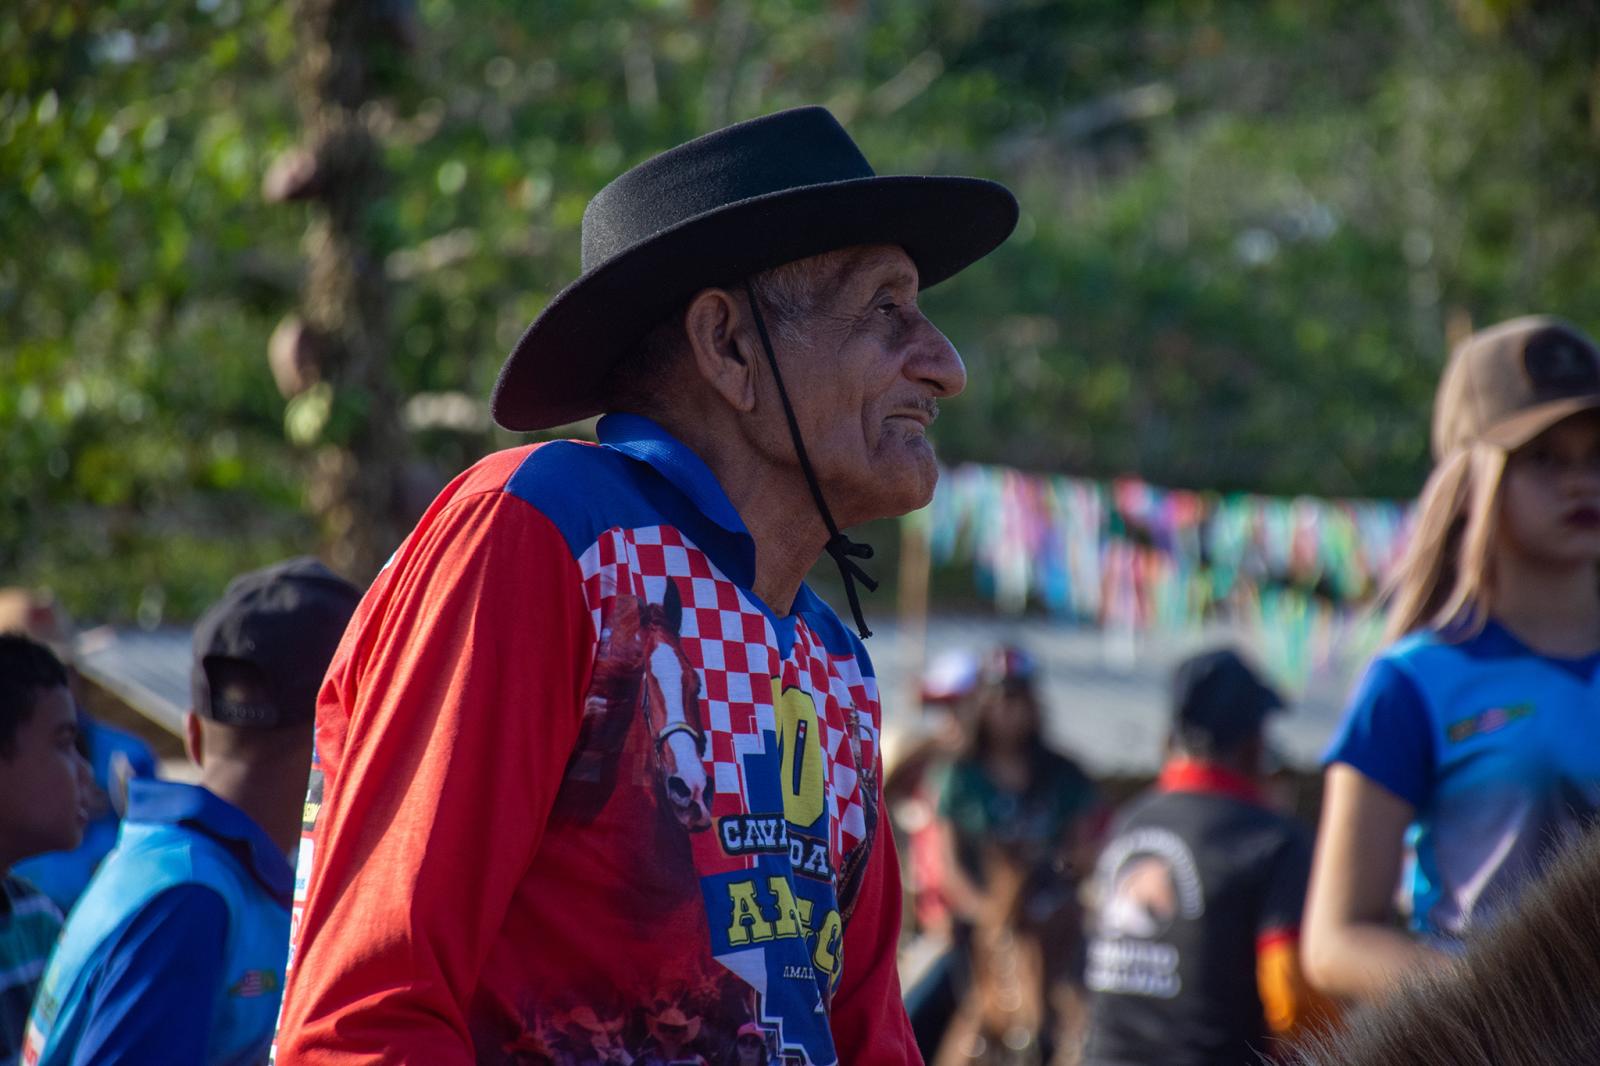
274, 488, 594, 1064
829, 790, 923, 1065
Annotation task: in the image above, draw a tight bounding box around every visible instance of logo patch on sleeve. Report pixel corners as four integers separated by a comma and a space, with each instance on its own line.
229, 970, 280, 998
1447, 702, 1534, 743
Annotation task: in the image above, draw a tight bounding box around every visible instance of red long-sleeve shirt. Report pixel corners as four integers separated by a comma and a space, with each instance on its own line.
273, 415, 918, 1066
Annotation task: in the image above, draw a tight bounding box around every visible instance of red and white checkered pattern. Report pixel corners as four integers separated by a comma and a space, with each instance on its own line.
577, 525, 881, 879
786, 626, 881, 861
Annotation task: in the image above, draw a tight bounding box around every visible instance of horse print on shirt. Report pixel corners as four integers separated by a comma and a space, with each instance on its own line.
562, 580, 713, 831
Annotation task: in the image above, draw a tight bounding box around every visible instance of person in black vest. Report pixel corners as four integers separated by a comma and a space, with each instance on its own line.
1081, 648, 1332, 1066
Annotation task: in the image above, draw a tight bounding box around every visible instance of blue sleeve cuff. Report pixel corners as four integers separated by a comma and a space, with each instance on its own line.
1323, 657, 1434, 810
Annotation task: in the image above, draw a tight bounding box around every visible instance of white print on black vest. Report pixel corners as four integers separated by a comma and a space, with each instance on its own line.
1087, 827, 1204, 999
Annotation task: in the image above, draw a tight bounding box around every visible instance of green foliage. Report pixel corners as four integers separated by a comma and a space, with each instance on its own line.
2, 0, 1597, 622
1, 1, 312, 622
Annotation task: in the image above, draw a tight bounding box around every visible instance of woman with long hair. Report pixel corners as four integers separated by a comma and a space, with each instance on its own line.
1301, 316, 1600, 1000
934, 646, 1101, 1064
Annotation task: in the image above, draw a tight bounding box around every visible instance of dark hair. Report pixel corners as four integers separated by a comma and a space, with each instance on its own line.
1285, 829, 1600, 1066
959, 678, 1060, 790
0, 632, 70, 759
1168, 722, 1258, 763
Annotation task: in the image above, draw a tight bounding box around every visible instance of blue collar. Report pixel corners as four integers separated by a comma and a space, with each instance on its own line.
1479, 618, 1600, 681
596, 413, 830, 653
125, 778, 293, 906
596, 413, 750, 537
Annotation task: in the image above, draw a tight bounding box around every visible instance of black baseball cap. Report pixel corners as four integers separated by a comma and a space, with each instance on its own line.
191, 557, 360, 728
1170, 648, 1284, 750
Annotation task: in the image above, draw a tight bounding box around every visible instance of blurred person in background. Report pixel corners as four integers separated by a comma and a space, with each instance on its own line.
1081, 648, 1331, 1066
890, 647, 983, 936
23, 559, 358, 1066
1303, 317, 1600, 1001
0, 591, 157, 914
892, 648, 982, 1059
935, 645, 1100, 1065
0, 635, 91, 1066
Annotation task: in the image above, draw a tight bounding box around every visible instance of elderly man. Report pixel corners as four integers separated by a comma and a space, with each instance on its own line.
274, 106, 1016, 1066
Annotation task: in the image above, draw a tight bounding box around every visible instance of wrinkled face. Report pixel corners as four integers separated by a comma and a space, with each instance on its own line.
0, 686, 90, 865
1500, 411, 1600, 568
765, 245, 966, 526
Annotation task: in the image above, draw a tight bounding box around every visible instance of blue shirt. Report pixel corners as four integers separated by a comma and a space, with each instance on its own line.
26, 780, 292, 1066
1325, 621, 1600, 939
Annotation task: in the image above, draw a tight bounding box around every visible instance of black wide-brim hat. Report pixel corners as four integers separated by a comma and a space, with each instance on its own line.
491, 105, 1019, 432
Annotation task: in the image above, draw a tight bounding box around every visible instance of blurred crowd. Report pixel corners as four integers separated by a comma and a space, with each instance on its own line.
886, 319, 1600, 1066
0, 562, 357, 1065
889, 641, 1328, 1066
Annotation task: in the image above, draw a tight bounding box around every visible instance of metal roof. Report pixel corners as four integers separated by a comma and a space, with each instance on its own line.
74, 625, 191, 737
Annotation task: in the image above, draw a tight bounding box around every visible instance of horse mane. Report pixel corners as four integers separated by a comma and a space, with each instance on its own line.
1285, 828, 1600, 1066
589, 596, 648, 706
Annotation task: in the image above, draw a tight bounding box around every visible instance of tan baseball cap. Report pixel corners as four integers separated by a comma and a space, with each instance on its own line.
1432, 315, 1600, 459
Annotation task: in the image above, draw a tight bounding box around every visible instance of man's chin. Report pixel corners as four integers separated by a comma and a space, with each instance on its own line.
864, 449, 940, 520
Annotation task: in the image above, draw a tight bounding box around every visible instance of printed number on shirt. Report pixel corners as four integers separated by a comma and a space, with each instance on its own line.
772, 680, 825, 829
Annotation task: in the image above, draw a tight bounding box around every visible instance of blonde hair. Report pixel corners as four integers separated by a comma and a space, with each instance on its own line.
1382, 442, 1507, 642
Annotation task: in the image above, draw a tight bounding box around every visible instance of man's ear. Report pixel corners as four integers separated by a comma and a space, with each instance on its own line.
184, 711, 204, 769
683, 287, 757, 413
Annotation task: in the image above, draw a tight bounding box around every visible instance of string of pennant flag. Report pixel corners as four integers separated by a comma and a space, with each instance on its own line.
908, 463, 1415, 688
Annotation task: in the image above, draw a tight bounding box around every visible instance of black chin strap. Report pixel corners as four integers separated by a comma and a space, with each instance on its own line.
744, 282, 879, 639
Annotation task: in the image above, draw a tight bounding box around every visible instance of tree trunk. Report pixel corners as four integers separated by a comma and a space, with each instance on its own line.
282, 0, 408, 581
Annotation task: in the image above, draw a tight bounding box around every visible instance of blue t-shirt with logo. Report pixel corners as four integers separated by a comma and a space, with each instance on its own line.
1325, 620, 1600, 941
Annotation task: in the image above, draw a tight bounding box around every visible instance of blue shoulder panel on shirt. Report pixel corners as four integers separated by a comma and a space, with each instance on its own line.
793, 585, 876, 678
1323, 653, 1434, 809
503, 442, 756, 588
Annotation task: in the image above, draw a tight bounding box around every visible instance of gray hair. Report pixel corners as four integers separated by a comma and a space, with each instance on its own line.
602, 250, 848, 414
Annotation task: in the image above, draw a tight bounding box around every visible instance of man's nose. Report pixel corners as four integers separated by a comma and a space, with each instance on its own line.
909, 315, 967, 399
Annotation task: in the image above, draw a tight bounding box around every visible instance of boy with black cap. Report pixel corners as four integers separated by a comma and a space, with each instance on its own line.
1081, 649, 1330, 1066
22, 558, 358, 1066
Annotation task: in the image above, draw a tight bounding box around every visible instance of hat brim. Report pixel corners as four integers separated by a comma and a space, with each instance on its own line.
491, 174, 1019, 432
1481, 394, 1600, 452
